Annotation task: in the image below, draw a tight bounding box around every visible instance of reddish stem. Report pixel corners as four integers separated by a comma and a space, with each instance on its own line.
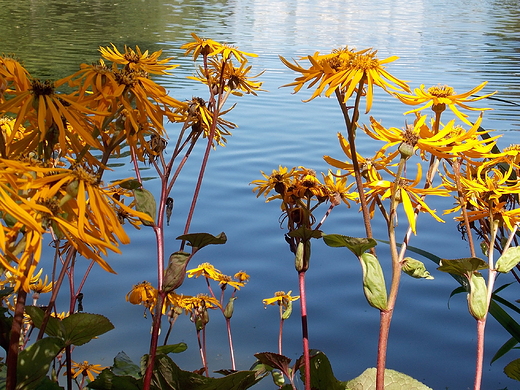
298, 271, 311, 390
474, 319, 486, 390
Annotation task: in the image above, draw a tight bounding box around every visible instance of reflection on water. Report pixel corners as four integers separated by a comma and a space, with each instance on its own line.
1, 0, 519, 389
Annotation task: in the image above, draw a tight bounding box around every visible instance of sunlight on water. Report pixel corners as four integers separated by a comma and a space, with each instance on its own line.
1, 0, 519, 388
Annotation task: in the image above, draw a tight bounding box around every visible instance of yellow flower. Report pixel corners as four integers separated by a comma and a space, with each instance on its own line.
29, 273, 53, 294
366, 164, 450, 234
234, 271, 250, 283
99, 44, 179, 75
188, 58, 264, 97
216, 274, 245, 290
263, 290, 300, 309
364, 114, 497, 160
394, 82, 496, 125
185, 293, 221, 310
69, 360, 107, 382
126, 281, 157, 309
281, 47, 410, 112
325, 134, 398, 182
181, 33, 257, 62
186, 262, 223, 281
251, 166, 296, 199
322, 170, 357, 206
184, 96, 236, 147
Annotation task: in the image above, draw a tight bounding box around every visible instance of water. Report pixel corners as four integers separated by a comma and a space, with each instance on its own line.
1, 0, 520, 389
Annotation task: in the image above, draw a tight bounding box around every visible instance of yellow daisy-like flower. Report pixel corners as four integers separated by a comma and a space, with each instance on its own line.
185, 293, 221, 310
126, 281, 157, 309
69, 360, 107, 382
186, 262, 223, 281
366, 164, 451, 234
322, 170, 357, 206
234, 271, 250, 283
188, 58, 264, 97
281, 47, 410, 112
263, 290, 300, 309
99, 44, 179, 75
216, 274, 245, 290
364, 113, 497, 160
181, 33, 257, 62
29, 274, 53, 294
394, 82, 496, 125
251, 166, 296, 199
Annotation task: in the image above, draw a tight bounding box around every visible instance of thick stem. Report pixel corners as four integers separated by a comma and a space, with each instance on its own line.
6, 289, 27, 390
298, 271, 311, 390
474, 319, 486, 390
334, 89, 374, 247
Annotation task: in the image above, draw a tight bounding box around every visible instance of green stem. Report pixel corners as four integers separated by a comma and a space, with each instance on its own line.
376, 156, 407, 390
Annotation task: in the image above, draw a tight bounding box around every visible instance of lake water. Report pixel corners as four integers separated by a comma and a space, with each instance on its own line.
1, 0, 520, 389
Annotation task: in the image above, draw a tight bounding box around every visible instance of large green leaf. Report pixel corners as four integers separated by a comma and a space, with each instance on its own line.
133, 188, 156, 226
301, 350, 346, 390
163, 252, 191, 293
345, 367, 433, 390
504, 358, 520, 381
359, 253, 387, 310
25, 306, 65, 339
156, 343, 188, 355
496, 247, 520, 273
61, 313, 114, 346
17, 337, 65, 390
176, 232, 227, 251
111, 351, 142, 379
467, 272, 487, 320
323, 235, 377, 257
150, 354, 265, 390
88, 369, 142, 390
437, 257, 488, 276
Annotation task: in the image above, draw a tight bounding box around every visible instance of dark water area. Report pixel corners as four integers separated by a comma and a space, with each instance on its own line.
1, 0, 520, 388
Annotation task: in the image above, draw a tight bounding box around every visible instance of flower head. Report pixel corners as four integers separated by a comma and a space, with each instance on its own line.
99, 44, 178, 75
69, 360, 107, 382
186, 262, 223, 281
263, 290, 300, 309
181, 33, 257, 62
395, 82, 496, 125
126, 281, 157, 309
281, 47, 410, 112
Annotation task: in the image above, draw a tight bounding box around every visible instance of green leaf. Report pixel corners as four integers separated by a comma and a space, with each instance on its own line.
88, 369, 142, 390
254, 352, 293, 380
287, 226, 322, 241
491, 336, 518, 364
468, 272, 488, 320
156, 343, 188, 355
150, 353, 265, 390
323, 235, 377, 257
35, 377, 64, 390
359, 253, 387, 310
345, 367, 433, 389
17, 337, 65, 390
402, 257, 434, 280
62, 313, 114, 346
496, 247, 520, 273
504, 358, 520, 381
176, 232, 227, 251
133, 188, 156, 226
25, 306, 65, 339
437, 257, 488, 276
118, 179, 142, 190
300, 350, 346, 390
489, 300, 520, 349
163, 251, 191, 293
111, 351, 141, 379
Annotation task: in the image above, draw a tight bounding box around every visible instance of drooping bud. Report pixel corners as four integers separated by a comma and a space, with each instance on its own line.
402, 257, 434, 279
224, 297, 236, 319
